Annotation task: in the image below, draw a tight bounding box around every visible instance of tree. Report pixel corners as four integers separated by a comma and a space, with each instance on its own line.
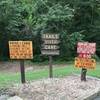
70, 0, 100, 57
0, 0, 99, 61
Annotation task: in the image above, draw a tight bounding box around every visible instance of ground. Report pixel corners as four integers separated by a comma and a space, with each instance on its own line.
0, 61, 100, 100
0, 61, 100, 87
1, 75, 100, 100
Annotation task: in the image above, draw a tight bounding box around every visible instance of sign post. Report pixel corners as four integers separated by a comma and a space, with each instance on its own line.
41, 34, 60, 78
75, 42, 96, 81
49, 56, 53, 78
9, 41, 33, 83
20, 60, 25, 83
81, 68, 87, 81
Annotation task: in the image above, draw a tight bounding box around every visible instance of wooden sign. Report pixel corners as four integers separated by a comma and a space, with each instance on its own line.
42, 45, 59, 50
41, 50, 60, 55
77, 42, 96, 54
75, 57, 96, 69
42, 34, 59, 39
41, 34, 60, 55
9, 41, 33, 59
43, 40, 60, 44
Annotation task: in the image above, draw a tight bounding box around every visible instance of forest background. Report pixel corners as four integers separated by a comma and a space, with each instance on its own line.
0, 0, 100, 62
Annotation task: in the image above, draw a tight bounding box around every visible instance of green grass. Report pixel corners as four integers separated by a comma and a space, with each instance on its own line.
0, 62, 100, 87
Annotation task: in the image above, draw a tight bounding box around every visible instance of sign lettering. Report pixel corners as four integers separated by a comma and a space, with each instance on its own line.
77, 42, 96, 54
75, 57, 96, 69
41, 34, 60, 55
9, 41, 33, 59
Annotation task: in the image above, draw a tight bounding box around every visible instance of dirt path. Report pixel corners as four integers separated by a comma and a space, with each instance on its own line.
0, 61, 67, 73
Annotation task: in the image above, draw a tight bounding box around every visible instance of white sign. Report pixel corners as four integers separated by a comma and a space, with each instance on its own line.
77, 42, 96, 54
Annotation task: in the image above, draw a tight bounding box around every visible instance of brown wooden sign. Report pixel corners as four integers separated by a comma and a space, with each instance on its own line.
9, 41, 33, 59
41, 50, 60, 55
41, 34, 60, 55
43, 40, 60, 44
42, 45, 59, 50
42, 34, 59, 39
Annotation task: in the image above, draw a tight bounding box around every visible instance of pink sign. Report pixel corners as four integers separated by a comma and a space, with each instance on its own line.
78, 53, 91, 58
77, 42, 96, 54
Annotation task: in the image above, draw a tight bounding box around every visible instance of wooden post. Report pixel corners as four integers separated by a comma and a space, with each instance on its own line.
20, 60, 26, 83
81, 68, 87, 81
49, 56, 53, 78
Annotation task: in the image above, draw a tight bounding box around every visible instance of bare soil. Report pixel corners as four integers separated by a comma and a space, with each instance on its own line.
0, 61, 67, 73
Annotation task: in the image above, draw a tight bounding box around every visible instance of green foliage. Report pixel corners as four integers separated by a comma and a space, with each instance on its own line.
36, 4, 74, 33
68, 31, 85, 49
71, 0, 100, 57
0, 0, 100, 61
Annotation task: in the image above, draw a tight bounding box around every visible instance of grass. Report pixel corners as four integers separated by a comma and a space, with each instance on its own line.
0, 62, 100, 87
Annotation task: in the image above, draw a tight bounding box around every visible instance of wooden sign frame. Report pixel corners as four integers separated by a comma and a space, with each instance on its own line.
9, 41, 33, 83
41, 34, 60, 78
